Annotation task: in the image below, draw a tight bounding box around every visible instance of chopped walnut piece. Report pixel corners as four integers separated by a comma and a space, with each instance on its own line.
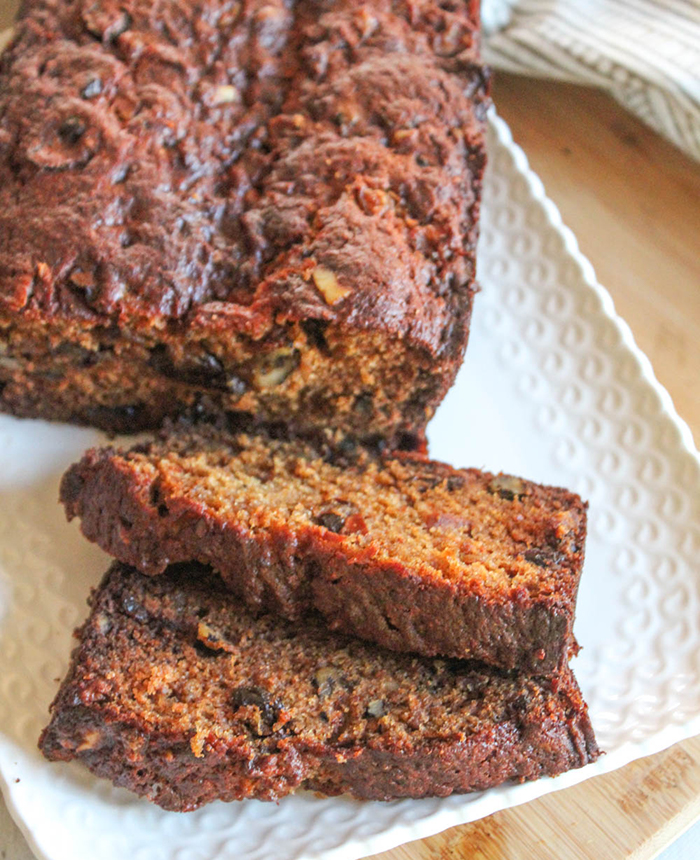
312, 267, 351, 305
314, 666, 341, 698
76, 730, 101, 752
365, 699, 387, 718
253, 348, 300, 388
212, 85, 239, 105
488, 475, 526, 501
197, 621, 236, 653
94, 613, 112, 635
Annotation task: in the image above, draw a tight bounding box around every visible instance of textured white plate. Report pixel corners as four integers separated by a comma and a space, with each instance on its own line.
1, 109, 700, 860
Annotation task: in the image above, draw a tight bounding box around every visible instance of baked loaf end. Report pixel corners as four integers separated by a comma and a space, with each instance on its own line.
39, 563, 599, 810
0, 0, 487, 441
61, 424, 587, 674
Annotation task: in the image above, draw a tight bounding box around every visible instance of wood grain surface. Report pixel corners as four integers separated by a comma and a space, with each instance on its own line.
0, 20, 698, 859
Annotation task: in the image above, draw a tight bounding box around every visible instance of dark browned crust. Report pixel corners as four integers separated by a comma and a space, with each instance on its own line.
60, 427, 587, 674
39, 563, 599, 811
0, 0, 488, 439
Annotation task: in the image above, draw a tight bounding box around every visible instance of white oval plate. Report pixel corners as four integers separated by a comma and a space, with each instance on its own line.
1, 101, 699, 859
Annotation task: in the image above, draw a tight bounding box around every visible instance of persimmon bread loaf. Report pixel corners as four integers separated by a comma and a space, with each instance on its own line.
39, 562, 599, 810
60, 425, 588, 674
0, 0, 487, 442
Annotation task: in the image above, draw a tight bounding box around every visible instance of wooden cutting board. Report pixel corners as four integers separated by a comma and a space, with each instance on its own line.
0, 9, 698, 857
371, 74, 700, 860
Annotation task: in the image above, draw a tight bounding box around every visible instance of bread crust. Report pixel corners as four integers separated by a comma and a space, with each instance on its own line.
0, 0, 487, 439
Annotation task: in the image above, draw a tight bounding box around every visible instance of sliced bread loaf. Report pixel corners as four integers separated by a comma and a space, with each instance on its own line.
40, 562, 599, 810
61, 425, 587, 674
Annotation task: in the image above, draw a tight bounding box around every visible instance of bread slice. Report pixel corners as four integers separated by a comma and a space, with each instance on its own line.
39, 562, 599, 810
61, 424, 588, 674
0, 0, 487, 444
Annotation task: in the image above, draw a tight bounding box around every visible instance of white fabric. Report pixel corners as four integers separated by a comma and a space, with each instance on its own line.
482, 0, 700, 161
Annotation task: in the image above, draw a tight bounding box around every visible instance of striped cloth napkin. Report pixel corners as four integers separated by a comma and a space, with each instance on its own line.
482, 0, 700, 161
